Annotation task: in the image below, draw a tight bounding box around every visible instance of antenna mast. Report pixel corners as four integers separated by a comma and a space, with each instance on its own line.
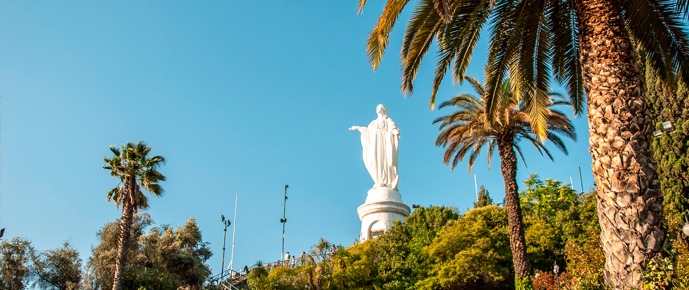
280, 184, 288, 261
229, 193, 238, 272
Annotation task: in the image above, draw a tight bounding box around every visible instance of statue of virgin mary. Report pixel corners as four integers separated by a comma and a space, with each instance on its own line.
349, 104, 400, 190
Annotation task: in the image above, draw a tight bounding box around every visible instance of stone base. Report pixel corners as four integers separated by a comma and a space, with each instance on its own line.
357, 187, 410, 241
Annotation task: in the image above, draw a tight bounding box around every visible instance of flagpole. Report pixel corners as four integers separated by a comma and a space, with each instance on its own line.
474, 174, 478, 202
229, 193, 238, 273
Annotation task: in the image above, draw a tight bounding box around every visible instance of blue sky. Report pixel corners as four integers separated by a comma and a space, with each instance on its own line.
0, 1, 594, 276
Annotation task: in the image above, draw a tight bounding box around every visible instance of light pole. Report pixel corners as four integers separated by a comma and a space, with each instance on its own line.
280, 184, 288, 261
554, 261, 560, 290
221, 215, 231, 279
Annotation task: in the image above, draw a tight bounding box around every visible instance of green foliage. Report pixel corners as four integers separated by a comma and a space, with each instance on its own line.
375, 206, 459, 289
248, 206, 459, 290
248, 180, 606, 290
246, 266, 271, 290
561, 192, 605, 289
246, 248, 329, 290
474, 185, 493, 208
646, 63, 689, 237
641, 239, 689, 289
642, 256, 674, 289
520, 176, 604, 288
30, 242, 82, 290
86, 213, 151, 289
0, 238, 85, 290
310, 237, 332, 261
645, 59, 689, 288
417, 206, 513, 289
671, 240, 689, 288
265, 266, 311, 290
103, 141, 166, 211
520, 174, 580, 270
0, 237, 34, 290
86, 214, 212, 290
331, 241, 378, 289
515, 275, 534, 290
563, 236, 605, 289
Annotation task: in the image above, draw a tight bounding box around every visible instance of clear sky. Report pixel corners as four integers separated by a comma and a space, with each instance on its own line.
0, 0, 595, 276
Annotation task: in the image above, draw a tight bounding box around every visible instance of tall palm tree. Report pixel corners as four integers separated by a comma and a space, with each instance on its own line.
434, 76, 576, 286
358, 0, 689, 287
103, 141, 165, 290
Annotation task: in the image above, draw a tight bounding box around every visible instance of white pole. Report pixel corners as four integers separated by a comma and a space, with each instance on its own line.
570, 177, 574, 190
229, 193, 238, 273
474, 174, 479, 202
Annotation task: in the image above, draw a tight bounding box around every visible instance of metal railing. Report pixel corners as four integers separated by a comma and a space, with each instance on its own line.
206, 269, 244, 289
257, 251, 337, 271
205, 251, 339, 289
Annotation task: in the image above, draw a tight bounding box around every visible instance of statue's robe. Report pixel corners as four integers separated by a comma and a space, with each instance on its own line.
358, 116, 399, 190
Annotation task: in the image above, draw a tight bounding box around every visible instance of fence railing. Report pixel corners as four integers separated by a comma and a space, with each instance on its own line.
256, 251, 338, 271
205, 251, 338, 288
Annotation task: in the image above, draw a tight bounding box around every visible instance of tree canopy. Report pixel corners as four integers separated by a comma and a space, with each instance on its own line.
85, 213, 212, 290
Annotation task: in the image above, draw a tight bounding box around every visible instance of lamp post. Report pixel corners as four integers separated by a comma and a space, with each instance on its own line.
280, 184, 288, 261
221, 215, 231, 279
553, 261, 560, 290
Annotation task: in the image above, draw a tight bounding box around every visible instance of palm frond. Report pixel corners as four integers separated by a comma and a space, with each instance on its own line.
451, 0, 492, 85
485, 138, 496, 169
358, 0, 369, 14
510, 0, 546, 101
366, 0, 412, 70
677, 0, 689, 17
484, 0, 520, 119
435, 75, 576, 175
622, 0, 689, 85
109, 145, 121, 157
467, 136, 488, 171
514, 143, 528, 167
401, 0, 445, 99
545, 133, 568, 155
104, 141, 166, 211
434, 0, 455, 22
429, 0, 491, 108
107, 187, 122, 208
548, 0, 584, 115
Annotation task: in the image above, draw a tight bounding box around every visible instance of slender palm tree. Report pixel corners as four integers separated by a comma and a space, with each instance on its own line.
434, 76, 575, 286
358, 0, 689, 287
103, 141, 165, 290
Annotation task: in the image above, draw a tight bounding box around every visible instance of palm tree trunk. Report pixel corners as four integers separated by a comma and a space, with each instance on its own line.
497, 138, 530, 282
576, 0, 665, 288
112, 197, 134, 290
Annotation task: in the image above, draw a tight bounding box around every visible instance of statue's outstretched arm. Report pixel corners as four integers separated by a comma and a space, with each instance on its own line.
349, 126, 365, 132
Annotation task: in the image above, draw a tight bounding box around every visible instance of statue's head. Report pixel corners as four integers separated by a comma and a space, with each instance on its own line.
376, 104, 388, 117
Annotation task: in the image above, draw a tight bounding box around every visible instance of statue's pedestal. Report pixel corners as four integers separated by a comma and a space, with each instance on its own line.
357, 187, 410, 241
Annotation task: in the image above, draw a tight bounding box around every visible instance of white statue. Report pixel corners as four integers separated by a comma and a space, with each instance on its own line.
349, 104, 400, 190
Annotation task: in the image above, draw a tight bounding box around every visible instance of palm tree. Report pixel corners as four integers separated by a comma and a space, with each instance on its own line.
358, 0, 689, 287
434, 76, 575, 286
103, 141, 165, 290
